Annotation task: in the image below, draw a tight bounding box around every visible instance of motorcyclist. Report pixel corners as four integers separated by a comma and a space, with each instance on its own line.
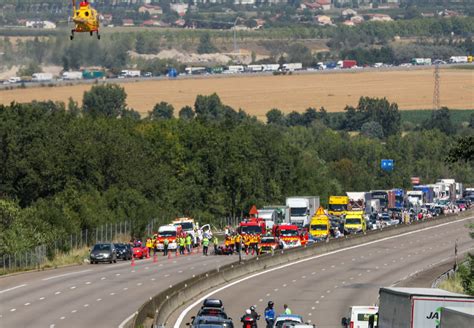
241, 309, 257, 328
250, 305, 260, 321
264, 301, 275, 328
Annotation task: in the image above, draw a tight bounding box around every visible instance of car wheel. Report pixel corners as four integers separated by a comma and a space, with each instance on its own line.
113, 259, 117, 263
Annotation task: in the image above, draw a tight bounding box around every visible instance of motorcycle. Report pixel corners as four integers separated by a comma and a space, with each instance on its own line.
241, 315, 258, 328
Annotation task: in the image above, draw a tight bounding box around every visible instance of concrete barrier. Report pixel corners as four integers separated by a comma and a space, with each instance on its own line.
127, 210, 473, 328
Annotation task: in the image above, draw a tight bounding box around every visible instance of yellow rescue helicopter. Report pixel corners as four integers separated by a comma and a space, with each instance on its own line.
70, 0, 100, 40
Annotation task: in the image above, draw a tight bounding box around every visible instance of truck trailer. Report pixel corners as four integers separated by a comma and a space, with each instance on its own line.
378, 287, 474, 328
285, 196, 319, 227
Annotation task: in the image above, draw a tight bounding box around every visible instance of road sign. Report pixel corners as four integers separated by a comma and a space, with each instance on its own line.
381, 159, 394, 172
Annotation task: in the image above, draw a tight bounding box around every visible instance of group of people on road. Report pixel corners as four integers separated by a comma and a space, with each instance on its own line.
241, 301, 292, 328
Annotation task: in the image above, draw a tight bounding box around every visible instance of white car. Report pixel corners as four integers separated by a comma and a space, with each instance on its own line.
274, 314, 303, 327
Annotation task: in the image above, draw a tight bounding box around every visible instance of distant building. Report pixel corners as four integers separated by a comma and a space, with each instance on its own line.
351, 15, 364, 24
138, 5, 163, 16
342, 8, 357, 17
315, 15, 332, 26
316, 0, 331, 11
122, 19, 135, 26
367, 14, 393, 22
170, 3, 188, 15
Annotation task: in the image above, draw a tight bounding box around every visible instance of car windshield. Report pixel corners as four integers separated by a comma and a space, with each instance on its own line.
240, 226, 262, 234
381, 216, 391, 221
275, 320, 301, 328
311, 224, 327, 231
159, 231, 176, 237
280, 229, 298, 237
93, 244, 110, 251
329, 204, 347, 212
290, 207, 307, 216
176, 222, 193, 230
114, 244, 125, 249
261, 237, 275, 243
345, 218, 361, 225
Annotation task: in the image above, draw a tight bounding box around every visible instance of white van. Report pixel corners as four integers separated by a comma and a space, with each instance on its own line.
342, 306, 378, 328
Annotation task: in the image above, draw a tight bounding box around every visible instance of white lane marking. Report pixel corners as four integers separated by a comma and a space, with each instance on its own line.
55, 291, 61, 295
49, 325, 54, 328
118, 311, 139, 328
70, 286, 76, 290
85, 282, 91, 285
137, 283, 143, 286
151, 278, 156, 281
39, 297, 45, 300
164, 274, 170, 277
178, 270, 183, 273
0, 284, 27, 294
96, 298, 102, 302
259, 299, 263, 302
42, 270, 92, 281
116, 273, 121, 276
101, 277, 106, 280
110, 292, 115, 296
145, 267, 149, 270
71, 310, 77, 313
10, 308, 16, 312
60, 316, 65, 320
172, 215, 473, 328
123, 287, 128, 291
83, 304, 89, 307
24, 302, 30, 306
266, 293, 271, 297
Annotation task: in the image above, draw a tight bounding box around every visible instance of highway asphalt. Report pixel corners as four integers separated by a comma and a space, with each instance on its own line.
174, 216, 473, 328
0, 249, 240, 328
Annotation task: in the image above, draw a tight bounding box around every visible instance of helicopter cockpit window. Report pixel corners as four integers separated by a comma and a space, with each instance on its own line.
85, 11, 89, 16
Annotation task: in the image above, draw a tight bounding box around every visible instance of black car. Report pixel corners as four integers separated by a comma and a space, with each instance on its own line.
114, 243, 132, 260
187, 315, 234, 328
90, 243, 117, 264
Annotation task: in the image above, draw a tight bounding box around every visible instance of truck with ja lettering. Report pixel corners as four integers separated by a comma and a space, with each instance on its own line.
377, 287, 474, 328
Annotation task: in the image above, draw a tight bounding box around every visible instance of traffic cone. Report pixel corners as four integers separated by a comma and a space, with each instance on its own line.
146, 251, 150, 259
153, 253, 158, 263
131, 257, 135, 267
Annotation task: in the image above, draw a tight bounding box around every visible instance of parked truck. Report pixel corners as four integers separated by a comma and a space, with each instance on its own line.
411, 58, 432, 65
282, 63, 303, 71
328, 195, 349, 217
32, 73, 53, 82
340, 59, 357, 69
449, 56, 468, 64
370, 190, 389, 209
413, 185, 434, 204
82, 70, 104, 79
285, 196, 319, 228
62, 71, 83, 80
392, 189, 405, 209
119, 70, 141, 78
378, 287, 474, 328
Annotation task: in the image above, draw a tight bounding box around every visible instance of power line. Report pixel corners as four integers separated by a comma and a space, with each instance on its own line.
433, 64, 440, 110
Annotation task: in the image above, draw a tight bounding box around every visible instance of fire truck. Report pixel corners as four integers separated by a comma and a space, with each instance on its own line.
156, 224, 182, 251
238, 218, 266, 235
172, 217, 198, 246
272, 223, 308, 249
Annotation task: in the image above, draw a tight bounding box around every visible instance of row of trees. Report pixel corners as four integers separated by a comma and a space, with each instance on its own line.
1, 84, 472, 256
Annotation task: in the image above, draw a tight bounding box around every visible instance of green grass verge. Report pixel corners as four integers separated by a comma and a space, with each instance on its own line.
438, 272, 466, 294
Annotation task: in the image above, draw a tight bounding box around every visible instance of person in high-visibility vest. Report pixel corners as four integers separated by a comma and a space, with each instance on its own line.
202, 236, 209, 256
146, 238, 153, 256
163, 237, 169, 256
179, 236, 186, 255
185, 234, 192, 253
212, 235, 219, 255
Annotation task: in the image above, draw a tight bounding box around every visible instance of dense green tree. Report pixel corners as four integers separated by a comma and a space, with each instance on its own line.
197, 32, 218, 54
179, 106, 195, 120
266, 108, 286, 125
82, 84, 127, 118
446, 136, 474, 163
361, 121, 384, 139
423, 107, 455, 135
149, 102, 174, 120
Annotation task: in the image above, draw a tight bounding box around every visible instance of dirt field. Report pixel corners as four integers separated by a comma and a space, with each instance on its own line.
1, 68, 473, 118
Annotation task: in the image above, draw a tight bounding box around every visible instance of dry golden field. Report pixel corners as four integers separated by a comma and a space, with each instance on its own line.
1, 68, 473, 119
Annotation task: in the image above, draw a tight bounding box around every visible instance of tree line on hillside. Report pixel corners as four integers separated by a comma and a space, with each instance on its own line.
1, 17, 473, 73
0, 84, 472, 256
